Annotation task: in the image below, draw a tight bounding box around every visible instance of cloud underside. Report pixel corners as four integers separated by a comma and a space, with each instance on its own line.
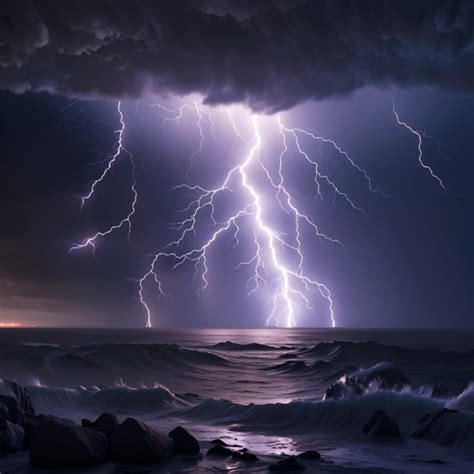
1, 0, 474, 112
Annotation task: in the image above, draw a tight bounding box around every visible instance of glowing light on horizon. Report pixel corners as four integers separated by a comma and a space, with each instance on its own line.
0, 322, 23, 328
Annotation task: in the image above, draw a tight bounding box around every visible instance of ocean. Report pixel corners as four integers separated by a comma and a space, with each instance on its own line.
0, 328, 473, 473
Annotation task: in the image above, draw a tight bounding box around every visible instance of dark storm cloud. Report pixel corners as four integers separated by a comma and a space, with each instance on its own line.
1, 0, 474, 111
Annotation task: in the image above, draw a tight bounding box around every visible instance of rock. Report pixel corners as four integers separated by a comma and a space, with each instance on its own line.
109, 417, 174, 464
211, 438, 230, 446
297, 450, 321, 460
81, 412, 118, 439
5, 381, 34, 415
207, 444, 234, 456
29, 420, 108, 468
0, 395, 27, 427
82, 418, 93, 428
232, 451, 259, 461
0, 381, 34, 415
23, 414, 75, 450
94, 412, 118, 426
410, 408, 458, 440
210, 438, 242, 448
362, 410, 400, 437
169, 426, 200, 454
0, 419, 24, 457
431, 384, 449, 399
0, 381, 34, 429
269, 456, 306, 471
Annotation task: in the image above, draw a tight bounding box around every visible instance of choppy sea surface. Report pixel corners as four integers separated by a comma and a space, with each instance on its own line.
0, 327, 474, 473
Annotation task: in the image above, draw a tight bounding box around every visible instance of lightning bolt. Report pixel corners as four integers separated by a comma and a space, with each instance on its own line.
70, 102, 138, 253
72, 100, 382, 328
392, 103, 447, 191
150, 101, 206, 178
136, 101, 383, 329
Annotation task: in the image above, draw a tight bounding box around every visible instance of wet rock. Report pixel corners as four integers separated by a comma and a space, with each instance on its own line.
410, 408, 458, 441
0, 381, 34, 416
29, 420, 108, 468
297, 450, 321, 460
363, 410, 400, 437
93, 412, 118, 427
0, 395, 27, 427
210, 438, 240, 447
82, 412, 118, 439
0, 381, 34, 429
169, 426, 200, 454
23, 414, 75, 450
269, 455, 306, 471
431, 384, 449, 399
207, 444, 234, 456
109, 417, 174, 464
0, 419, 24, 457
232, 451, 259, 461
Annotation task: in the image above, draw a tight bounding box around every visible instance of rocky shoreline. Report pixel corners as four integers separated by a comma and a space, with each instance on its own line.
1, 376, 465, 471
0, 379, 325, 471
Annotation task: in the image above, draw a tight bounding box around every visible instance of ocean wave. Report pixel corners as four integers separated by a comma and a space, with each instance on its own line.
301, 340, 474, 367
447, 382, 474, 413
208, 341, 294, 351
180, 381, 474, 448
27, 382, 188, 417
183, 391, 443, 435
75, 343, 230, 370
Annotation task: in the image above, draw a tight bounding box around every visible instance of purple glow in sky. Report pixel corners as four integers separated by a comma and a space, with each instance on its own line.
70, 98, 402, 328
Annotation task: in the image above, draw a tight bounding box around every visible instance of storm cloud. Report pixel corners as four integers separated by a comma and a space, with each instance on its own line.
1, 0, 474, 111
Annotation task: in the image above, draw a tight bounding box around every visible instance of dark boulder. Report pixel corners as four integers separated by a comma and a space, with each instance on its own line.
211, 438, 231, 446
169, 426, 200, 454
29, 420, 108, 468
0, 419, 24, 457
297, 450, 321, 460
232, 451, 259, 461
269, 456, 306, 471
93, 412, 118, 427
109, 417, 174, 464
410, 408, 460, 444
4, 381, 34, 415
362, 410, 400, 437
0, 395, 27, 427
207, 444, 233, 456
23, 414, 75, 450
82, 412, 118, 439
0, 381, 34, 429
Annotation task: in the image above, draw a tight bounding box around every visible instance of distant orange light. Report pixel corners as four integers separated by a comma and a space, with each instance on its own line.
0, 322, 23, 328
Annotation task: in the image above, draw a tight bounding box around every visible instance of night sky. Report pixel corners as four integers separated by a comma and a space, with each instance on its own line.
0, 0, 473, 328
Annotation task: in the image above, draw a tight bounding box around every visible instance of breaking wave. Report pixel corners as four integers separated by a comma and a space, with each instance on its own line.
27, 382, 188, 417
183, 386, 474, 448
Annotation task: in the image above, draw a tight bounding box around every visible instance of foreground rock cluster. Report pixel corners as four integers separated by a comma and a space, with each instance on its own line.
0, 379, 198, 468
0, 378, 461, 470
0, 380, 324, 470
30, 415, 199, 468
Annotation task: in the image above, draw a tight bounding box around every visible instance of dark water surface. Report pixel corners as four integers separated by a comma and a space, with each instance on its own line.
1, 327, 473, 350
